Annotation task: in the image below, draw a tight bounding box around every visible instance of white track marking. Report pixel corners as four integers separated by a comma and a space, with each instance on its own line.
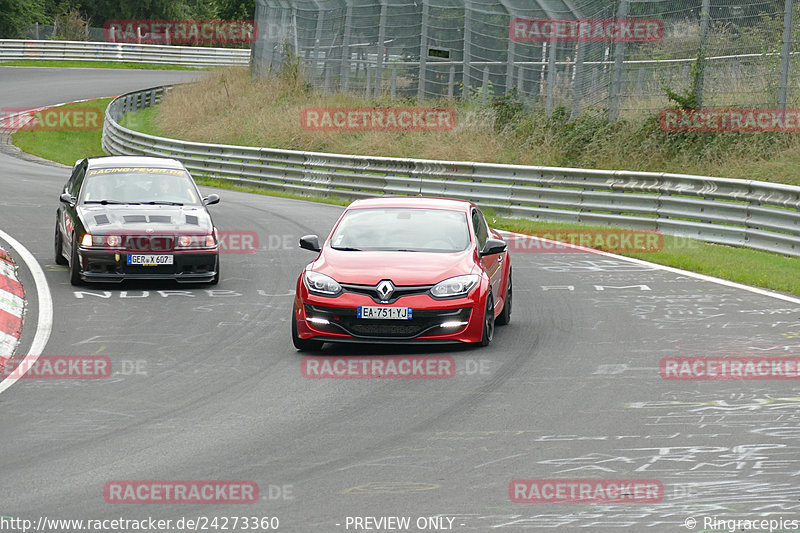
0, 229, 53, 395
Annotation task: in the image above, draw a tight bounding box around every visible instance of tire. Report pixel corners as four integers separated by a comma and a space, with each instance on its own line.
496, 269, 512, 326
292, 312, 324, 351
480, 291, 495, 347
68, 234, 82, 286
54, 221, 67, 265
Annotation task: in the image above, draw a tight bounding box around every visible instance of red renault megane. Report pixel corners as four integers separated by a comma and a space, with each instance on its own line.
292, 197, 512, 350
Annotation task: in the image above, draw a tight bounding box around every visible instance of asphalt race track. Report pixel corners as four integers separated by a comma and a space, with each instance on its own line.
1, 67, 799, 532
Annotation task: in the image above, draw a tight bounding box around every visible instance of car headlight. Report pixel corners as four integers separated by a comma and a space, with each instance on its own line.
304, 271, 342, 296
430, 274, 480, 299
176, 234, 216, 249
81, 233, 111, 248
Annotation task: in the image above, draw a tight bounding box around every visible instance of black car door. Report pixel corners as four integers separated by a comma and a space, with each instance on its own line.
60, 160, 87, 255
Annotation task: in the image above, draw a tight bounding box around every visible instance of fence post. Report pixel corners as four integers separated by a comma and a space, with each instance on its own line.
695, 0, 711, 107
778, 0, 794, 109
608, 0, 629, 122
376, 0, 388, 96
571, 42, 586, 118
311, 10, 324, 83
506, 31, 516, 95
482, 66, 489, 105
545, 38, 556, 114
448, 65, 455, 98
462, 0, 472, 98
418, 0, 429, 100
340, 0, 353, 91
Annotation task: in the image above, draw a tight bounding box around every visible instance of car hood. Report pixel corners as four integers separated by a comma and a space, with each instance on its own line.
77, 205, 213, 234
309, 248, 477, 285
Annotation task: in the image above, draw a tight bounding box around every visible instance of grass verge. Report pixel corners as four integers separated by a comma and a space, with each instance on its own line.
0, 60, 205, 70
11, 98, 111, 165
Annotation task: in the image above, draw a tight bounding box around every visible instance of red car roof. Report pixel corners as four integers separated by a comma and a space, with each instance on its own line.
347, 196, 474, 211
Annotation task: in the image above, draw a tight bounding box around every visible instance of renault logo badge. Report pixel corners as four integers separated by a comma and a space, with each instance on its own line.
376, 280, 395, 300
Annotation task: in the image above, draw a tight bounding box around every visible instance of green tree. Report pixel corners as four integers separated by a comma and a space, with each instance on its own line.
0, 0, 46, 38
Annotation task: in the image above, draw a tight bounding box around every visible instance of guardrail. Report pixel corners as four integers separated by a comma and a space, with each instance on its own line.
103, 85, 800, 257
0, 40, 249, 67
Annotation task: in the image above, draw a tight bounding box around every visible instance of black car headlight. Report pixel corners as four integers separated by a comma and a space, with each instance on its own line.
430, 274, 480, 299
176, 234, 216, 249
304, 271, 342, 296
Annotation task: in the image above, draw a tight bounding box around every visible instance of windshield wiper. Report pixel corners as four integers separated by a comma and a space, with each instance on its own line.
332, 246, 362, 251
84, 200, 140, 205
142, 201, 184, 206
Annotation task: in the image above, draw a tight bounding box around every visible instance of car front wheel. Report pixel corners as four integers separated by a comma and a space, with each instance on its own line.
69, 234, 82, 286
54, 221, 67, 266
496, 270, 512, 326
480, 291, 495, 346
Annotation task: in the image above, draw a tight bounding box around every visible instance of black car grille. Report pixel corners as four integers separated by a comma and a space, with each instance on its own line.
305, 305, 471, 339
123, 235, 174, 252
340, 283, 434, 304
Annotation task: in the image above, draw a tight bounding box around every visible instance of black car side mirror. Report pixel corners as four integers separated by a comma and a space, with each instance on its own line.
59, 192, 76, 206
203, 194, 220, 206
479, 238, 507, 257
299, 235, 321, 252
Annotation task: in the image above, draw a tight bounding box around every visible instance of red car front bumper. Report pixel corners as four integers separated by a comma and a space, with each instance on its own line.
294, 278, 489, 344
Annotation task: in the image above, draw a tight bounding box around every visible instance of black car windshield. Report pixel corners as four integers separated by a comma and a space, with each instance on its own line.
330, 207, 470, 252
80, 167, 201, 206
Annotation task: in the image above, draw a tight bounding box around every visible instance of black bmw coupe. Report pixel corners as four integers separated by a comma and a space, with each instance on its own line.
55, 156, 221, 285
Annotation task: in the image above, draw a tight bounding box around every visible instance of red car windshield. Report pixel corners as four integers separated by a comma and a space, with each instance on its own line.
329, 207, 470, 252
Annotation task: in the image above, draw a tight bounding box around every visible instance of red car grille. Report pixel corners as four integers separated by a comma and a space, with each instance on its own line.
305, 305, 471, 339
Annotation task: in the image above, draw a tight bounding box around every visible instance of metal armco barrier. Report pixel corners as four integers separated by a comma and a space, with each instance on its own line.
102, 85, 800, 257
0, 40, 249, 67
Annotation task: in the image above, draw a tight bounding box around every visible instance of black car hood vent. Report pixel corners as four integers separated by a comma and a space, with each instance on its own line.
185, 215, 198, 225
94, 214, 110, 225
148, 215, 172, 223
123, 215, 148, 224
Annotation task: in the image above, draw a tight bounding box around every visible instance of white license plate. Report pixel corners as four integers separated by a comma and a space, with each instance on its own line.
127, 254, 174, 266
358, 306, 413, 320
